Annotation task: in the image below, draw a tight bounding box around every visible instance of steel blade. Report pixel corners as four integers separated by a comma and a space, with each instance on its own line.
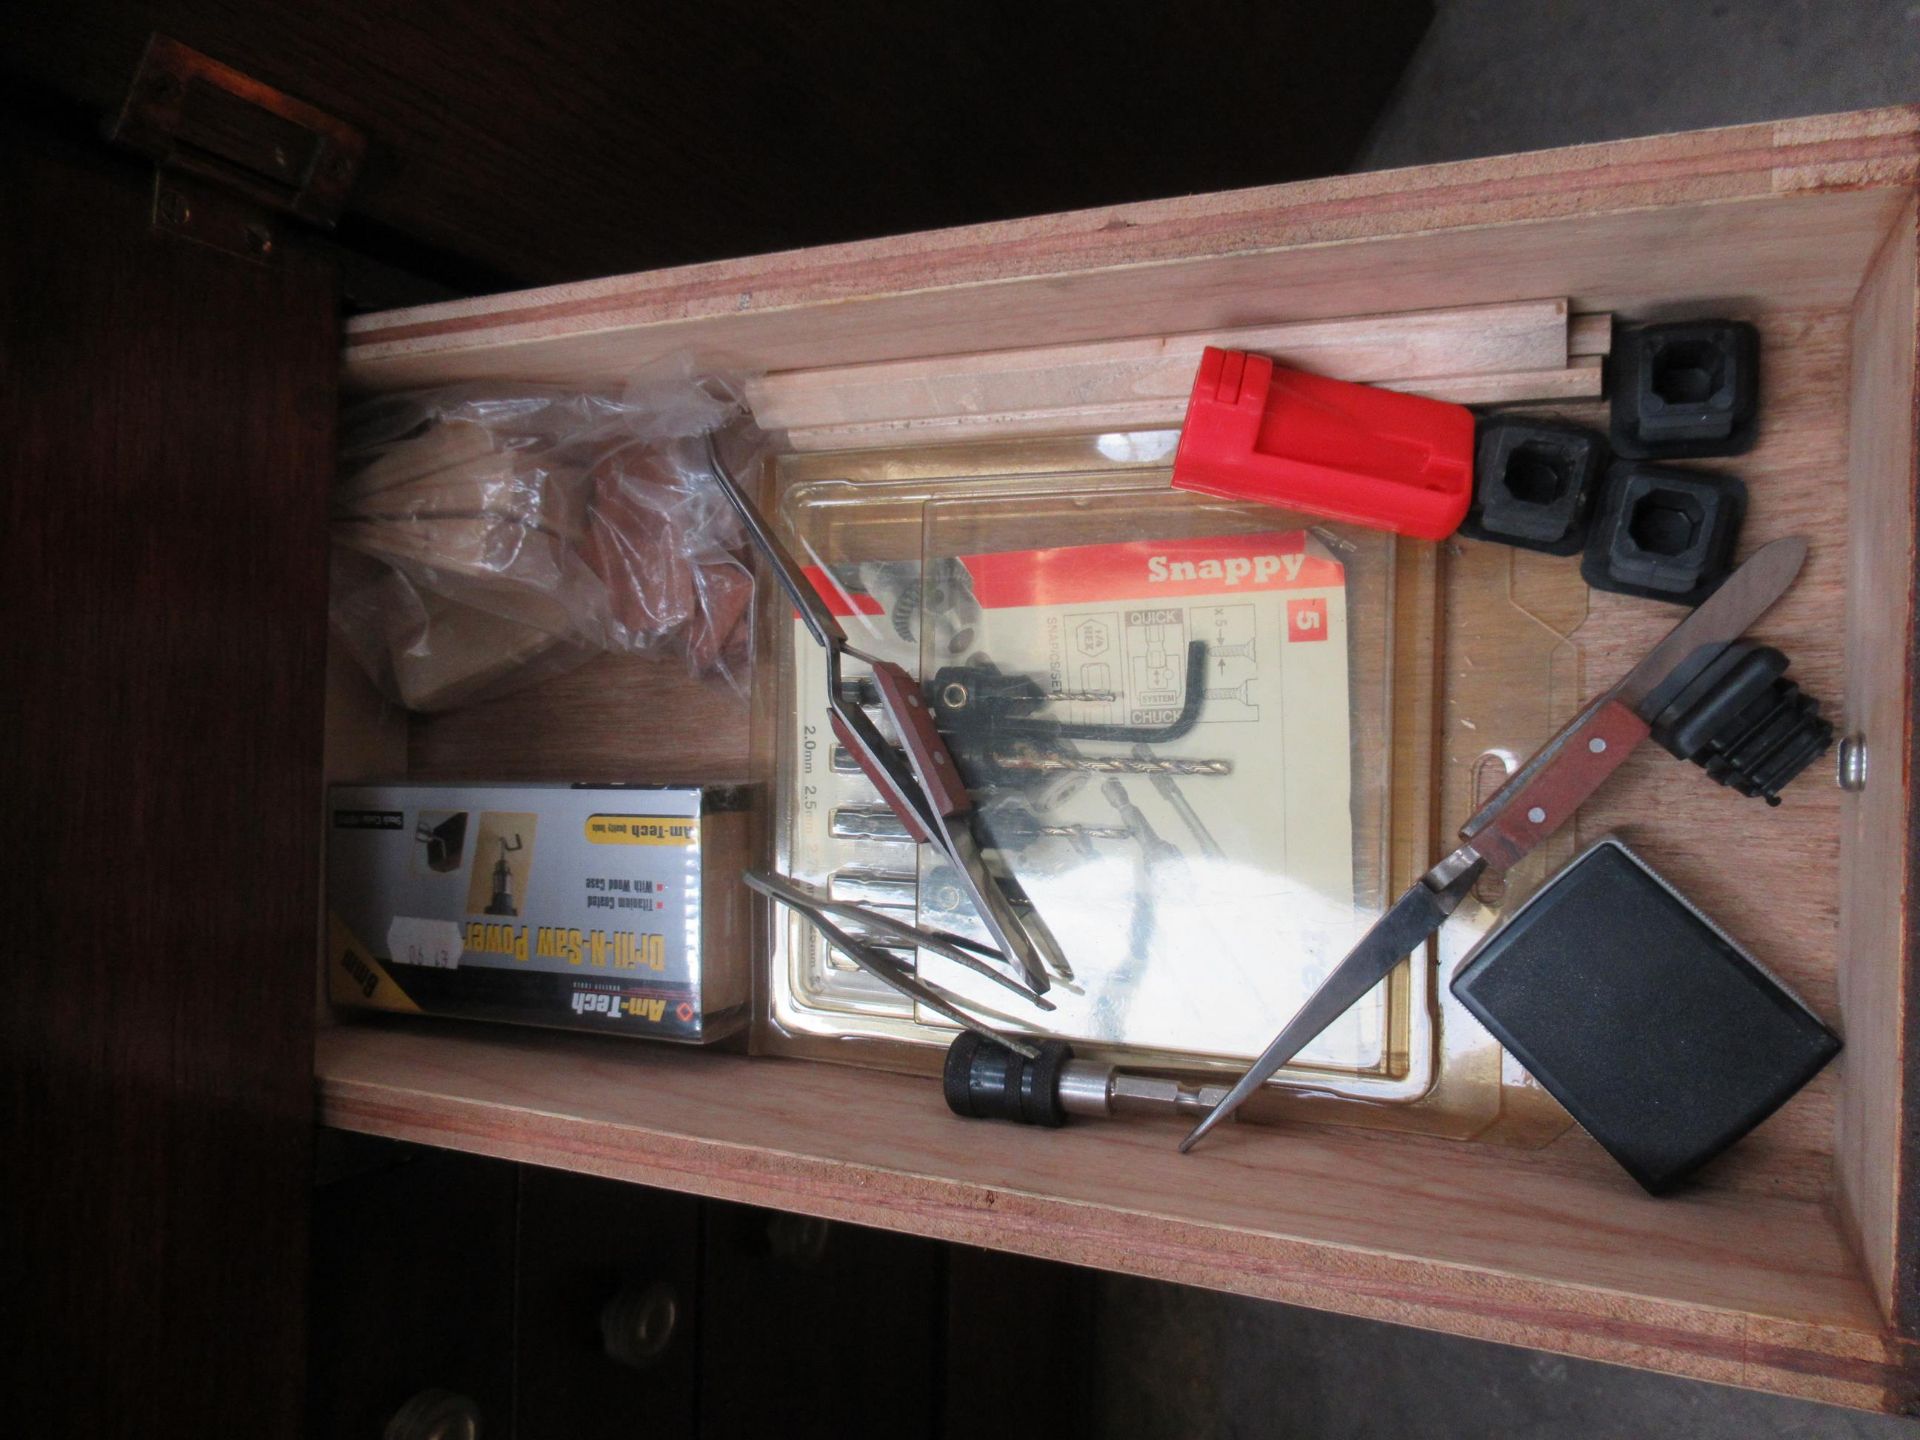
1180, 853, 1486, 1153
1458, 536, 1809, 844
1614, 536, 1807, 716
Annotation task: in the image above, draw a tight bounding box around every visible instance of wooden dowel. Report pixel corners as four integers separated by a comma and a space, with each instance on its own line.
755, 300, 1610, 451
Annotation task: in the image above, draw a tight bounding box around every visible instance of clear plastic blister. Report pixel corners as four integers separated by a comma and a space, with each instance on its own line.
754, 431, 1588, 1144
331, 375, 760, 712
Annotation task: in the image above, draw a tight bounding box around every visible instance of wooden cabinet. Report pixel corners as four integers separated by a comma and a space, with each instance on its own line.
322, 109, 1920, 1414
12, 81, 1920, 1424
308, 1145, 966, 1438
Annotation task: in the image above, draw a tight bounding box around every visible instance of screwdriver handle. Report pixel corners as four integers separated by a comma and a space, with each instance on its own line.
944, 1031, 1073, 1127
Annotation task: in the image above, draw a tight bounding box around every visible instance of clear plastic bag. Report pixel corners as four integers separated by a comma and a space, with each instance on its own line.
331, 373, 759, 711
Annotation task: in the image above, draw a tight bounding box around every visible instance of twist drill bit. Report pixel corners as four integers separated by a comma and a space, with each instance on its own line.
995, 753, 1234, 777
832, 804, 1129, 849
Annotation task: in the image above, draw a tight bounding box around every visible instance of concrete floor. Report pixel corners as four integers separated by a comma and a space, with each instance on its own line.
1087, 3, 1920, 1437
1089, 1276, 1914, 1439
1360, 0, 1920, 170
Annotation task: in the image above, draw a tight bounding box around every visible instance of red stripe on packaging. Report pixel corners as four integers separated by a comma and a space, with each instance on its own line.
801, 529, 1340, 619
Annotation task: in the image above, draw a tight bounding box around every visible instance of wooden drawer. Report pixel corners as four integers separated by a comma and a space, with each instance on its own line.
320, 109, 1920, 1412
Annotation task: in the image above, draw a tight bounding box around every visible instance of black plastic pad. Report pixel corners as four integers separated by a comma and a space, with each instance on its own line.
1462, 416, 1608, 555
1580, 460, 1746, 606
1609, 319, 1760, 459
1450, 838, 1838, 1194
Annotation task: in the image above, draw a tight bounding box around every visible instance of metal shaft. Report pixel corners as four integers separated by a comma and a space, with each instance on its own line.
1179, 852, 1485, 1153
997, 754, 1234, 777
1041, 821, 1130, 841
842, 677, 1114, 708
839, 743, 1231, 779
1057, 1060, 1238, 1120
833, 804, 1127, 846
1134, 745, 1226, 860
1101, 779, 1181, 865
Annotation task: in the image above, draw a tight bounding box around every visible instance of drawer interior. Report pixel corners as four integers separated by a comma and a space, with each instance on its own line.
322, 161, 1918, 1407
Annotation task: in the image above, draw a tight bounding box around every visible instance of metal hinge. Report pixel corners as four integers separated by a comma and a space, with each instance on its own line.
109, 34, 366, 263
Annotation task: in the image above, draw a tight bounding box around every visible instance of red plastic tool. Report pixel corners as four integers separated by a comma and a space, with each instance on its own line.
1170, 346, 1476, 541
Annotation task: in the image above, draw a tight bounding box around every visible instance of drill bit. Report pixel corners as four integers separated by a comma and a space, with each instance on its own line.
828, 869, 917, 911
1101, 780, 1182, 865
1206, 679, 1259, 707
833, 803, 1129, 849
978, 800, 1131, 850
995, 752, 1234, 777
1132, 745, 1227, 860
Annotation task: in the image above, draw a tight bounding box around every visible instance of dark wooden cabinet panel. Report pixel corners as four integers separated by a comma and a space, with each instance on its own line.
5, 15, 1431, 1432
310, 1157, 969, 1437
5, 1, 1431, 287
309, 1142, 519, 1437
1, 126, 335, 1437
945, 1247, 1096, 1434
700, 1202, 944, 1440
515, 1168, 701, 1440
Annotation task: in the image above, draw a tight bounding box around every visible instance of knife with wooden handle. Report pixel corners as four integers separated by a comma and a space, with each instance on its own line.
1180, 536, 1809, 1152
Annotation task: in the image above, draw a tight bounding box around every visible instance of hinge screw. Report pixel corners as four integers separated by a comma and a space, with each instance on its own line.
245, 223, 274, 256
157, 188, 190, 225
1836, 734, 1868, 792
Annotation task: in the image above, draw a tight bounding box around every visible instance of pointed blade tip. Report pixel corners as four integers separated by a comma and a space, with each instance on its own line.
1179, 1108, 1226, 1154
1752, 533, 1810, 587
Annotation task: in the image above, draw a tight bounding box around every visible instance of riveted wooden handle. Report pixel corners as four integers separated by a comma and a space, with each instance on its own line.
866, 661, 973, 820
1466, 699, 1650, 872
828, 711, 935, 844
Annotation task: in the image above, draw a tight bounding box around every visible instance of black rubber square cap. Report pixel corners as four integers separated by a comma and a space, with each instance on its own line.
1451, 838, 1838, 1194
1609, 320, 1759, 460
1462, 416, 1608, 555
1581, 461, 1746, 606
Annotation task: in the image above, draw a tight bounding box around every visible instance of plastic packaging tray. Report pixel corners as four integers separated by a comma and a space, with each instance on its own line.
753, 431, 1585, 1143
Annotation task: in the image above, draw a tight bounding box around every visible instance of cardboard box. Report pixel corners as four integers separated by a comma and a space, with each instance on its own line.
327, 783, 752, 1042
